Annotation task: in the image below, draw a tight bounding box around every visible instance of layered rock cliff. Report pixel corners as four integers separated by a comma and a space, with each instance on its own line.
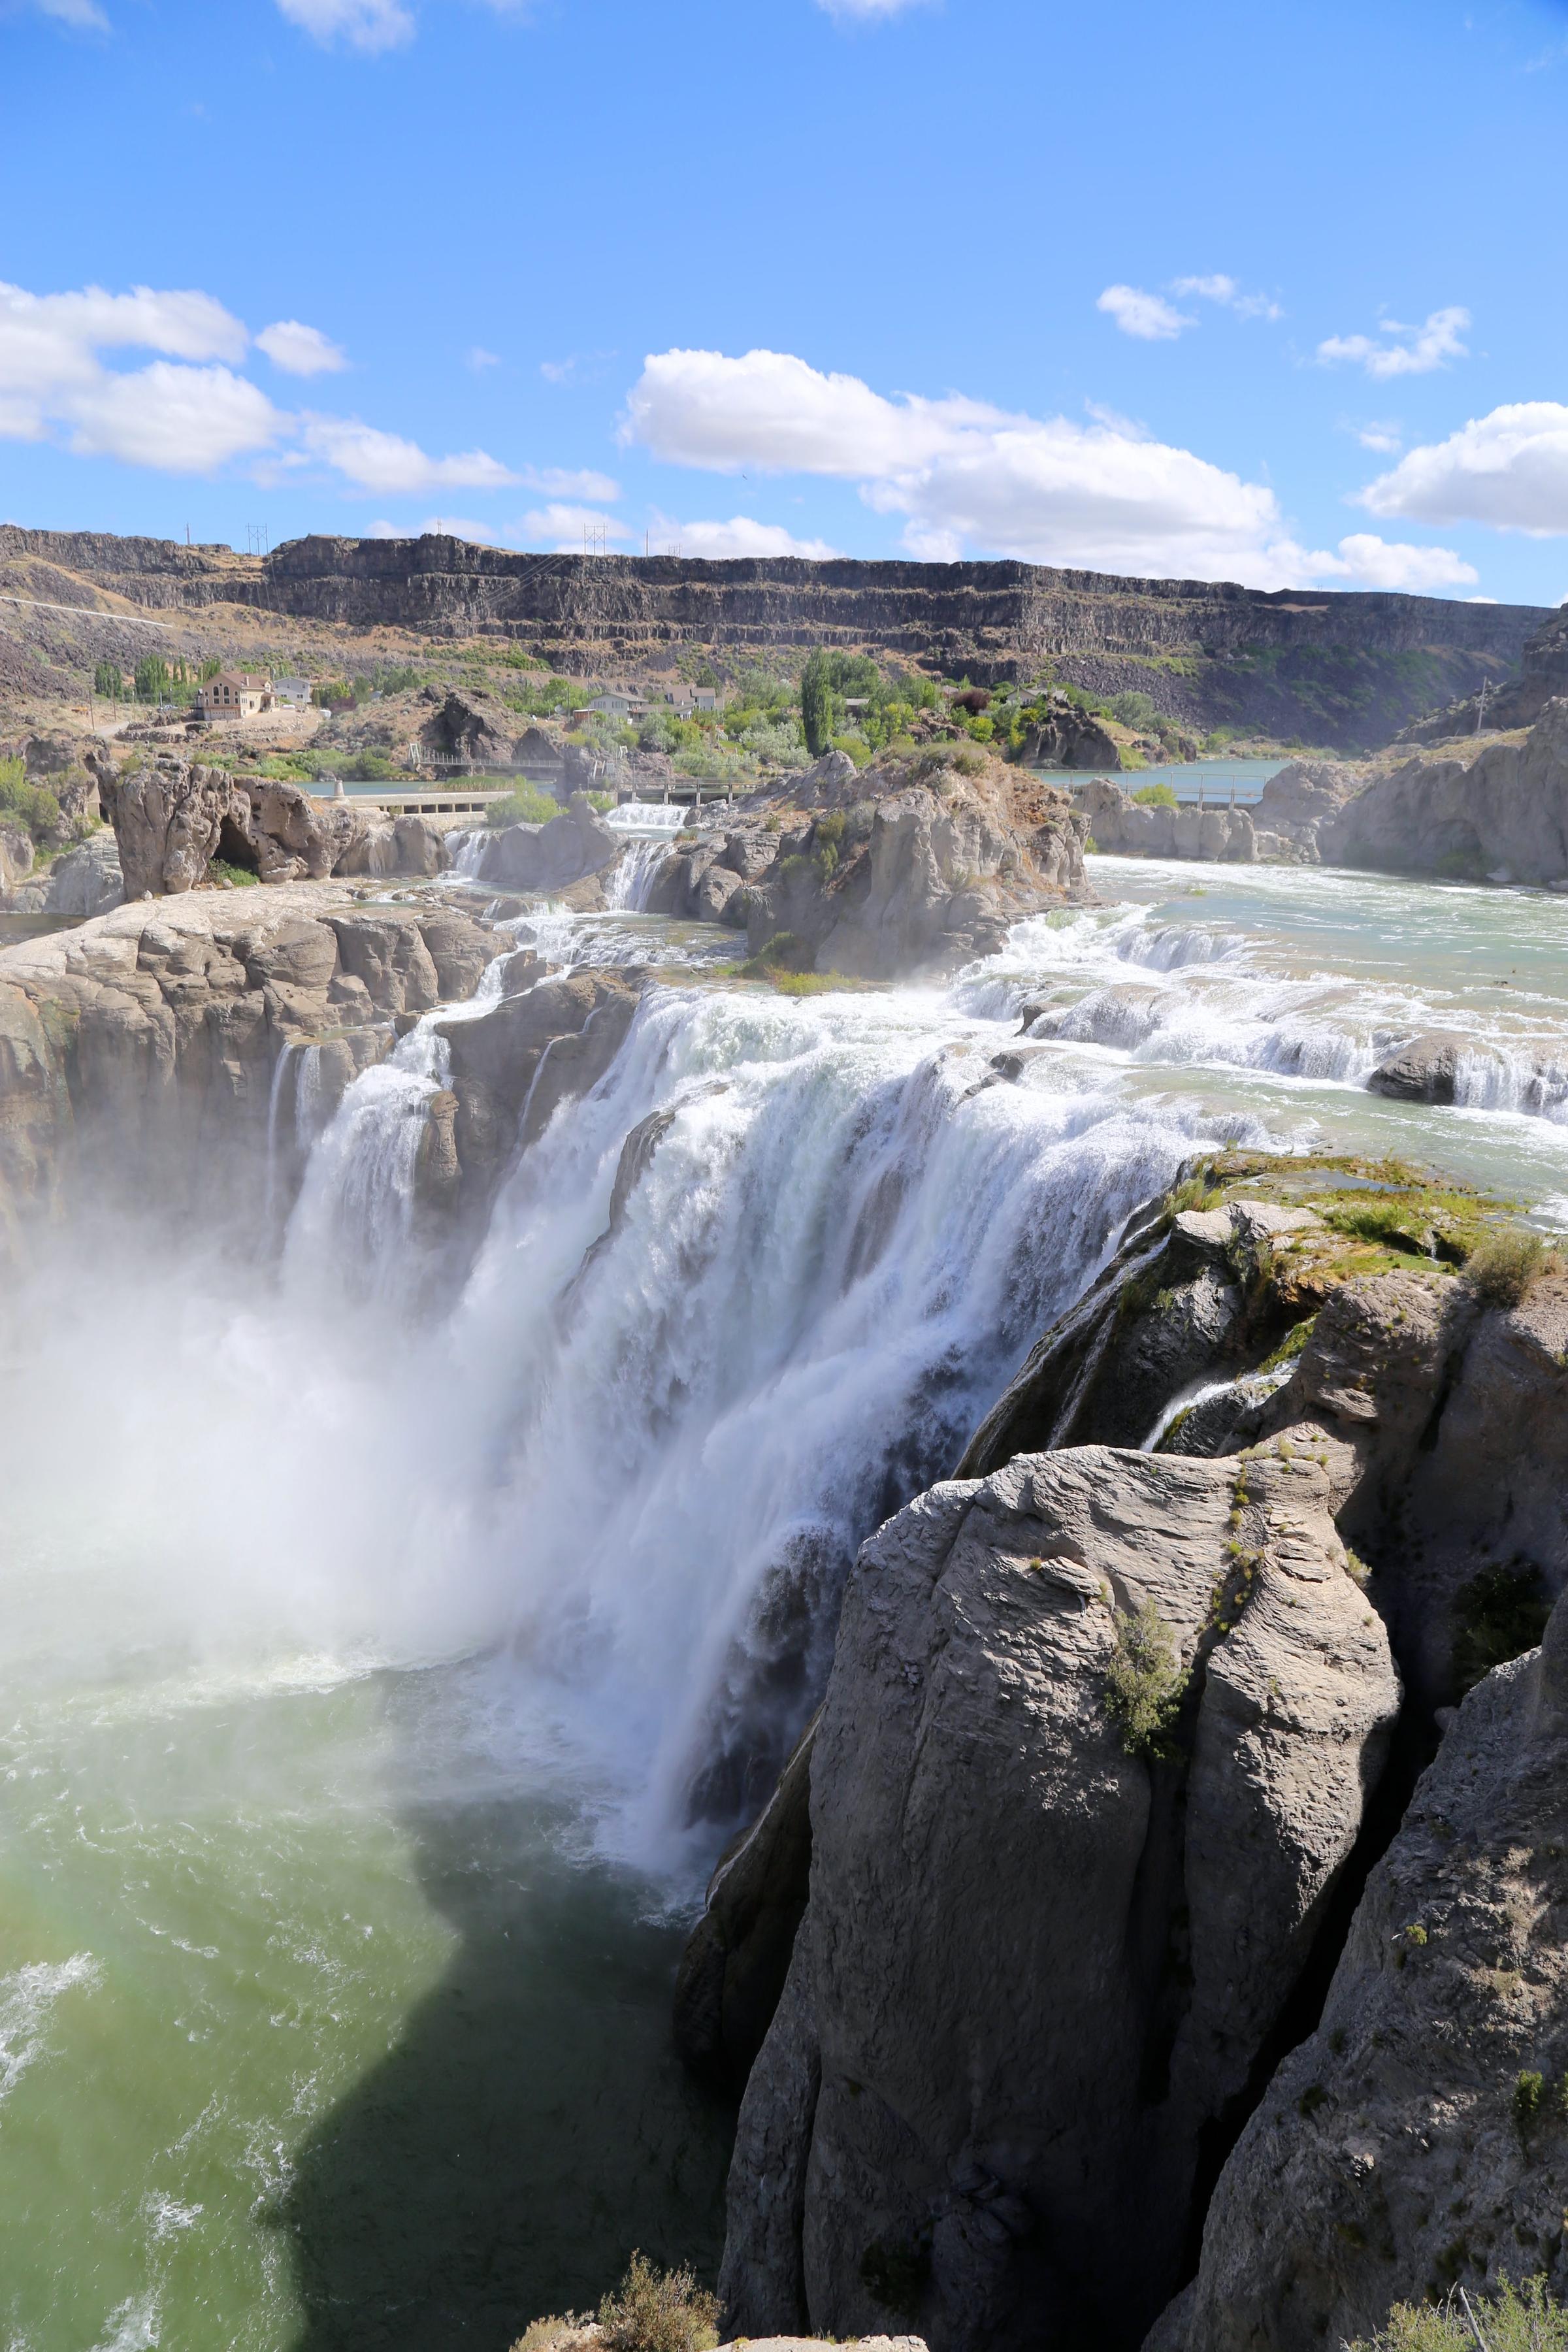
1, 526, 1544, 752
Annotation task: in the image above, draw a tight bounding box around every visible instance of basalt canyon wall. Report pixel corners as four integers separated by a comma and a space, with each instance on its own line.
0, 527, 1546, 750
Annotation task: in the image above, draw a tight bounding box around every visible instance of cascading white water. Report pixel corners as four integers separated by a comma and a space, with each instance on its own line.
604, 836, 672, 913
284, 972, 1261, 1860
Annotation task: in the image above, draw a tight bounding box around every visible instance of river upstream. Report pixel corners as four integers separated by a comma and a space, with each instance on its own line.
1, 853, 1566, 2351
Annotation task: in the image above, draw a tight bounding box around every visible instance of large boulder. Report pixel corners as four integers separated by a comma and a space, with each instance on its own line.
99, 754, 233, 895
1365, 1028, 1473, 1103
465, 792, 619, 893
1153, 1593, 1568, 2351
419, 685, 516, 765
720, 1445, 1399, 2351
1017, 696, 1123, 770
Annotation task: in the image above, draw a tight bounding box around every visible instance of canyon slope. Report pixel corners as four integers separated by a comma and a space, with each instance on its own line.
0, 525, 1544, 752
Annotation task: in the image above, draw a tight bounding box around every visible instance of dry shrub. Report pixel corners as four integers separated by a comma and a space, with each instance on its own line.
1465, 1226, 1554, 1308
597, 2252, 721, 2352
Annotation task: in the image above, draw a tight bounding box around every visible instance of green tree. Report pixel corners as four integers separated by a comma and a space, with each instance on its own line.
801, 650, 835, 755
93, 660, 122, 700
134, 654, 171, 704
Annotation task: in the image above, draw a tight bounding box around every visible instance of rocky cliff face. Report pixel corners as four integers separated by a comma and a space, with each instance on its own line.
1, 527, 1544, 753
698, 1152, 1568, 2349
1322, 698, 1568, 886
721, 1445, 1398, 2351
0, 884, 644, 1258
1157, 1594, 1568, 2350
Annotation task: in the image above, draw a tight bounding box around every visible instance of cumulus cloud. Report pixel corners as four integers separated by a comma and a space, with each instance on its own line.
466, 346, 501, 371
0, 276, 517, 493
1171, 273, 1283, 321
300, 415, 517, 493
0, 279, 280, 471
621, 346, 1319, 586
646, 510, 841, 560
256, 319, 348, 376
1318, 306, 1469, 380
521, 464, 621, 502
1357, 401, 1568, 533
517, 502, 630, 549
1352, 420, 1403, 454
273, 0, 414, 48
1316, 533, 1478, 592
1097, 285, 1194, 342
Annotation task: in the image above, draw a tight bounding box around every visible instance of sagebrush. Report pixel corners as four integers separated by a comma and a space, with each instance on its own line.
1349, 2274, 1568, 2349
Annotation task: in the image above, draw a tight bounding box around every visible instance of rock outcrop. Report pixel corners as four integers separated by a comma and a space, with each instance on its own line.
1154, 1592, 1568, 2351
462, 793, 621, 894
1, 829, 124, 918
720, 1446, 1399, 2351
1075, 778, 1256, 862
640, 749, 1088, 979
1016, 693, 1122, 770
93, 751, 454, 897
1322, 698, 1568, 886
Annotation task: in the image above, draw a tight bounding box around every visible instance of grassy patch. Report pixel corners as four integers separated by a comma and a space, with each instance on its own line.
206, 857, 261, 888
1348, 2276, 1568, 2349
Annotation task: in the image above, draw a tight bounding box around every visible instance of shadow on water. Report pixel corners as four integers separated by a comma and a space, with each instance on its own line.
279, 1776, 734, 2352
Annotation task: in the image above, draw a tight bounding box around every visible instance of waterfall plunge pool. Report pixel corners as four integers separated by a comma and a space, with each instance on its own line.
3, 850, 1567, 2349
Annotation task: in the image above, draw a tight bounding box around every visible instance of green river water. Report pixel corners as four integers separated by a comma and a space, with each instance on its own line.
2, 854, 1566, 2351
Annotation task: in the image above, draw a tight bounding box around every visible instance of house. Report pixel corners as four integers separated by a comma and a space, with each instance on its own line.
585, 688, 647, 721
270, 675, 311, 708
197, 670, 272, 719
650, 681, 719, 715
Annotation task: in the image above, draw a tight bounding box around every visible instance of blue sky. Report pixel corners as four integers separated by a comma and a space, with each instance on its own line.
3, 0, 1568, 604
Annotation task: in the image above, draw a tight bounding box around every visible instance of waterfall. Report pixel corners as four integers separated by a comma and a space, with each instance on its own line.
281, 972, 1256, 1863
605, 838, 671, 913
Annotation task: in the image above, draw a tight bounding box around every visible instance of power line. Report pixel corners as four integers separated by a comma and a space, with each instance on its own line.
0, 591, 191, 634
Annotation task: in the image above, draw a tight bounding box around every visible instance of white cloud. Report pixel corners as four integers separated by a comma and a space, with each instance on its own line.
621, 346, 1318, 587
273, 0, 414, 48
1317, 306, 1469, 380
0, 280, 278, 471
647, 510, 840, 560
522, 464, 621, 502
300, 415, 516, 493
29, 0, 110, 27
1096, 285, 1194, 342
1315, 533, 1478, 591
517, 502, 630, 549
1352, 420, 1403, 454
1358, 401, 1568, 533
1171, 273, 1283, 321
815, 0, 929, 17
467, 346, 501, 371
67, 361, 284, 471
256, 319, 348, 376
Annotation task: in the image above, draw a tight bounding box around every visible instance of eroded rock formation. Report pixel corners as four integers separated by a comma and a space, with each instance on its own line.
721, 1446, 1398, 2350
462, 792, 621, 894
1155, 1593, 1568, 2350
640, 747, 1088, 978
